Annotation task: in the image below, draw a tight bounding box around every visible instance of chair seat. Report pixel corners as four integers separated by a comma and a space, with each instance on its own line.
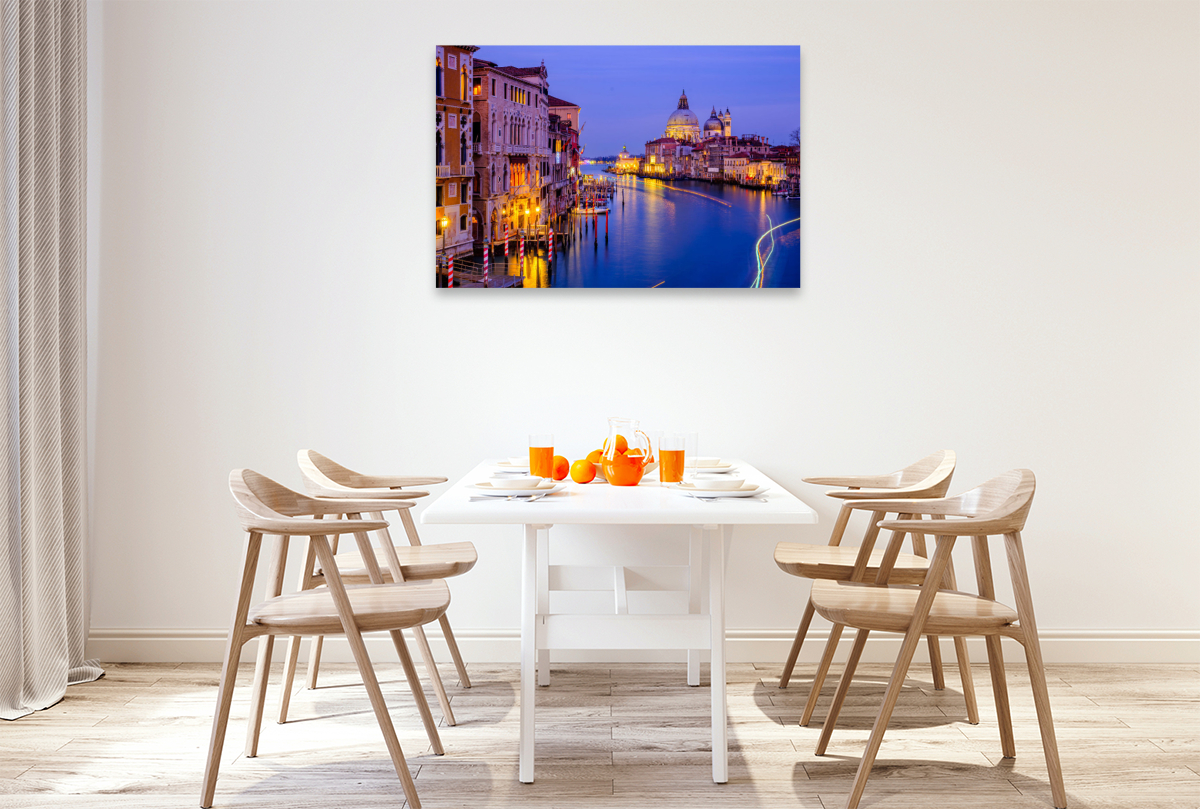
318, 541, 477, 583
810, 580, 1018, 636
774, 542, 931, 585
249, 580, 451, 635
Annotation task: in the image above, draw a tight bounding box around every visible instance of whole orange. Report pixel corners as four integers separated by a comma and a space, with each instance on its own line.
569, 459, 597, 484
551, 455, 569, 481
586, 448, 604, 464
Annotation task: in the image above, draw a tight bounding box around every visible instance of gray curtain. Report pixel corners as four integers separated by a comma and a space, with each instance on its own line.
0, 0, 99, 721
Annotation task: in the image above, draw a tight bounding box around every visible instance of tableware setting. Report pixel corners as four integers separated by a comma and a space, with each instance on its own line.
472, 479, 561, 493
672, 481, 770, 499
690, 476, 746, 490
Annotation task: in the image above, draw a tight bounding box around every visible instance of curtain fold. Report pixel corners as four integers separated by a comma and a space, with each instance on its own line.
0, 0, 98, 721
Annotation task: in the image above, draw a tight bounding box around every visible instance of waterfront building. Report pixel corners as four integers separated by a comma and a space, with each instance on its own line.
547, 95, 581, 222
614, 145, 639, 174
746, 156, 788, 187
470, 59, 551, 249
435, 45, 479, 263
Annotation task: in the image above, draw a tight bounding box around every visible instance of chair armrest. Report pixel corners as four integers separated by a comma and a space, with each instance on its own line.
357, 474, 448, 488
803, 474, 898, 488
840, 496, 957, 514
878, 516, 1009, 537
308, 497, 416, 516
309, 488, 429, 500
828, 486, 940, 501
249, 517, 389, 536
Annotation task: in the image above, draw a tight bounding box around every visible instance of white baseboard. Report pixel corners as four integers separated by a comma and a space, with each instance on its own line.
88, 626, 1200, 665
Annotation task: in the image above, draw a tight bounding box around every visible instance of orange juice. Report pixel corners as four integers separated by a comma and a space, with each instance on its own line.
659, 449, 685, 483
529, 445, 554, 478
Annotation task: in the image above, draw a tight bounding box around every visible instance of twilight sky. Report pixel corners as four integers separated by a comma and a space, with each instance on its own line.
472, 46, 800, 157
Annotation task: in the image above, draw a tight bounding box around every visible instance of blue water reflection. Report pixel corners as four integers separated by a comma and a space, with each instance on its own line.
498, 166, 800, 288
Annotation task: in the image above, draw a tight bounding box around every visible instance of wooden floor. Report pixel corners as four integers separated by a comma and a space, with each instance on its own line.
2, 660, 1197, 808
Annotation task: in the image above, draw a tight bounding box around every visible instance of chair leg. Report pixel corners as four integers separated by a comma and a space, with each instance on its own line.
815, 628, 870, 755
201, 533, 262, 809
439, 613, 472, 688
984, 634, 1015, 756
200, 632, 247, 808
305, 635, 325, 688
1006, 532, 1067, 809
953, 635, 979, 724
245, 534, 288, 757
277, 634, 303, 724
801, 622, 843, 726
779, 597, 816, 689
353, 630, 423, 808
389, 628, 445, 756
925, 635, 946, 690
842, 625, 924, 809
840, 535, 957, 809
412, 623, 457, 726
244, 635, 275, 757
311, 535, 424, 808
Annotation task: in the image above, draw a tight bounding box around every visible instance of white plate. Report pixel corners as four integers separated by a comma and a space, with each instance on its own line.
673, 482, 768, 498
686, 459, 733, 471
495, 460, 529, 470
689, 465, 737, 475
472, 480, 563, 495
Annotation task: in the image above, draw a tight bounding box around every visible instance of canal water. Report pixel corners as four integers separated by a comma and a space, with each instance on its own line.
494, 165, 800, 288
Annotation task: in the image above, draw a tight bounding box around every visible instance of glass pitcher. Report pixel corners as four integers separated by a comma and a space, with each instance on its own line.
601, 416, 655, 486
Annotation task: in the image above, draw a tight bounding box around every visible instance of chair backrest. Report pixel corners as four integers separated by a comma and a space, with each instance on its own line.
230, 468, 318, 530
895, 450, 956, 488
298, 450, 373, 493
827, 450, 957, 502
940, 469, 1036, 534
874, 469, 1036, 537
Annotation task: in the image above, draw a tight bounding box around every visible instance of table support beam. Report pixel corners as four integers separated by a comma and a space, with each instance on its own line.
688, 527, 703, 687
710, 525, 731, 783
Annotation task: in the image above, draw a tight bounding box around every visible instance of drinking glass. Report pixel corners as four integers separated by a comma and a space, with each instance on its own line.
681, 432, 699, 480
529, 433, 554, 478
658, 432, 686, 483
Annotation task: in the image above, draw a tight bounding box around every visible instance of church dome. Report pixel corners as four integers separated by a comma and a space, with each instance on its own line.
703, 107, 722, 135
666, 90, 699, 129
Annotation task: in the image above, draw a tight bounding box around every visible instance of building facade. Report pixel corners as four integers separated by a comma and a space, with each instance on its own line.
435, 45, 479, 262
470, 60, 552, 248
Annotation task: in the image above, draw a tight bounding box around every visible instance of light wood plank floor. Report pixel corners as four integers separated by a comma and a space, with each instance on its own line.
1, 660, 1197, 808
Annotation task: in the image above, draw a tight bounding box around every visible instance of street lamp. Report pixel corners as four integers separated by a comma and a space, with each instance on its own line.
440, 216, 449, 281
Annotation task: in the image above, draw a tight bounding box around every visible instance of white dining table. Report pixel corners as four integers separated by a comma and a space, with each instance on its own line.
420, 459, 818, 784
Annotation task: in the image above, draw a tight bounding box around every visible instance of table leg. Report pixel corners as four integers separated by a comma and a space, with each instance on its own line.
710, 525, 730, 784
537, 526, 550, 687
688, 527, 703, 687
520, 524, 539, 783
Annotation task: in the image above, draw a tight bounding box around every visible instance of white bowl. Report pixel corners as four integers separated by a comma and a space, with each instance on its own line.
502, 476, 544, 489
508, 456, 529, 466
689, 457, 723, 468
691, 476, 745, 491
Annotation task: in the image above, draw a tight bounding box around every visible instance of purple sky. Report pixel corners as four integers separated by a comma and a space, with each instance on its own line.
472, 46, 800, 157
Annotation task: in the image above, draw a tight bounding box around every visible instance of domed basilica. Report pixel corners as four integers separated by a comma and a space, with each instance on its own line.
663, 91, 731, 143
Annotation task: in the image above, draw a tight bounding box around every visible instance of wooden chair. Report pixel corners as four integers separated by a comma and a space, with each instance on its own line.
809, 469, 1066, 809
203, 469, 450, 809
274, 450, 475, 728
775, 450, 978, 727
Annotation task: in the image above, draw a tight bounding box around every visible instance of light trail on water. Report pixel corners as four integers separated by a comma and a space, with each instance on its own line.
753, 215, 800, 288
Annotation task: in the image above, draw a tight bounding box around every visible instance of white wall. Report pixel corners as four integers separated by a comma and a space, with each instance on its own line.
87, 0, 1200, 663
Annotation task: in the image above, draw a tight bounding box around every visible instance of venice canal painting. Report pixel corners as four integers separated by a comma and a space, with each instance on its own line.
435, 45, 800, 289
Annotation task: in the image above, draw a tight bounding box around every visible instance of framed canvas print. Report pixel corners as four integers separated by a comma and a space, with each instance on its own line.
435, 45, 800, 288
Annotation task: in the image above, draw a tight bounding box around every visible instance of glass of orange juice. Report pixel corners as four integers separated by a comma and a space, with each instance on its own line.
658, 432, 686, 483
529, 433, 554, 478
